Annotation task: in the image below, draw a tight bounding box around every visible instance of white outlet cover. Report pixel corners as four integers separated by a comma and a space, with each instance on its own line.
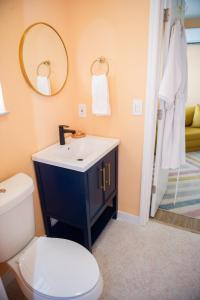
78, 104, 87, 117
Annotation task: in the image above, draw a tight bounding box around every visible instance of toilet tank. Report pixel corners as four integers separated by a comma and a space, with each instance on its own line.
0, 173, 35, 263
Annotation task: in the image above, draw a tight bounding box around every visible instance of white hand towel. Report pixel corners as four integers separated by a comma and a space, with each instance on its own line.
92, 74, 111, 116
36, 76, 51, 96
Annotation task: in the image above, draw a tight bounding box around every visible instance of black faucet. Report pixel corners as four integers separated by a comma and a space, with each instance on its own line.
59, 125, 76, 145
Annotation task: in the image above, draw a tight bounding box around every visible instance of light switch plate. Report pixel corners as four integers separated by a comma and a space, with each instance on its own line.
132, 99, 143, 115
78, 104, 87, 117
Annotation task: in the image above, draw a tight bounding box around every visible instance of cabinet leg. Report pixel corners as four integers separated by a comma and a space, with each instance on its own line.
43, 216, 52, 236
112, 195, 118, 220
83, 227, 92, 252
112, 211, 118, 219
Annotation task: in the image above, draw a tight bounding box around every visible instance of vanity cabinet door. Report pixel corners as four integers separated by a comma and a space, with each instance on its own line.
103, 150, 116, 202
35, 162, 88, 228
87, 160, 104, 220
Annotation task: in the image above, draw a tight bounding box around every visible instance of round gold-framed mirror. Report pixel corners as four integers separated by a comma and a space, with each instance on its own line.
19, 22, 68, 96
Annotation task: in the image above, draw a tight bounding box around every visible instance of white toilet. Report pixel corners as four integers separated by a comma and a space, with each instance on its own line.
0, 173, 103, 300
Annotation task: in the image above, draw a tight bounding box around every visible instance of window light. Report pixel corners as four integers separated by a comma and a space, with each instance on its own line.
0, 82, 8, 115
186, 28, 200, 44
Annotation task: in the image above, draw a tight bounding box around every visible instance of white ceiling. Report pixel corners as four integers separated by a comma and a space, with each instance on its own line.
185, 0, 200, 19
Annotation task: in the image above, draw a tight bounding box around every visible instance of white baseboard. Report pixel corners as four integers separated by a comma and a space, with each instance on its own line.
117, 211, 141, 225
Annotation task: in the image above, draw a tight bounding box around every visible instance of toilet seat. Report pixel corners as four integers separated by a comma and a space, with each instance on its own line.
18, 237, 100, 299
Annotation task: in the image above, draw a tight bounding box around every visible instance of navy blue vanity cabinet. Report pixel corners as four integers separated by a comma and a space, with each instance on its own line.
34, 147, 118, 251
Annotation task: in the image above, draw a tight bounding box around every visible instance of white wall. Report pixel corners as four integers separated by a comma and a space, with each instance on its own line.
187, 44, 200, 105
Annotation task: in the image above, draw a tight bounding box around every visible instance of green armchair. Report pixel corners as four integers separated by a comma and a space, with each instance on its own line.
185, 105, 200, 152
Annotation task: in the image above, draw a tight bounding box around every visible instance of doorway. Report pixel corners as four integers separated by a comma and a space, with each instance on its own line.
140, 0, 200, 231
156, 27, 200, 231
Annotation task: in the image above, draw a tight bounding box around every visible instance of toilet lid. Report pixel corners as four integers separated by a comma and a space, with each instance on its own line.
18, 237, 100, 298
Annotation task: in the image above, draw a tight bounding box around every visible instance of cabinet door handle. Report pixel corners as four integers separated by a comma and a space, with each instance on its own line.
100, 167, 106, 192
108, 163, 111, 186
106, 163, 111, 187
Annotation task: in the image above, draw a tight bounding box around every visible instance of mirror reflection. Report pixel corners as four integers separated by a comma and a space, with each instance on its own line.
19, 22, 68, 96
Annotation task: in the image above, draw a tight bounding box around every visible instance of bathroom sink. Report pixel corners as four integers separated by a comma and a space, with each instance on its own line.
32, 135, 120, 172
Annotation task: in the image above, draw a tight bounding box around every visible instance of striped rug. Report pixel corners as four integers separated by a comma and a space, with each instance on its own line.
159, 151, 200, 219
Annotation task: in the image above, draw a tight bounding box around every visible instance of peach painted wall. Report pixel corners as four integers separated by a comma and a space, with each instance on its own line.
0, 0, 78, 275
0, 0, 76, 237
66, 0, 149, 214
0, 0, 149, 275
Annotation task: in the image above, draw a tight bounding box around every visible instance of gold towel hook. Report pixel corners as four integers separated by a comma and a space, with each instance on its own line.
36, 60, 51, 78
90, 56, 109, 76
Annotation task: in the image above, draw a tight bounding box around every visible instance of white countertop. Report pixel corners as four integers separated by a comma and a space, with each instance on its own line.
32, 135, 120, 172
